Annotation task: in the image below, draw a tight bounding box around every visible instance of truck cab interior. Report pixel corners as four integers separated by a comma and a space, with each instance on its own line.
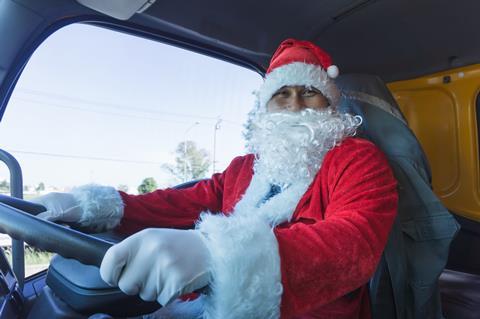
0, 0, 479, 318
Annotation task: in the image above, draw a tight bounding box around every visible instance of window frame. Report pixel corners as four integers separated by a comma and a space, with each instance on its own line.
0, 15, 265, 122
0, 15, 265, 287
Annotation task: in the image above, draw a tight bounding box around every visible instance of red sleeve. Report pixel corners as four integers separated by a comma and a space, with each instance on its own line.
115, 171, 225, 235
274, 140, 398, 317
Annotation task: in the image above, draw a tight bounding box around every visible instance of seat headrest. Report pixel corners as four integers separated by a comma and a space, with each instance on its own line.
335, 74, 432, 180
336, 74, 407, 124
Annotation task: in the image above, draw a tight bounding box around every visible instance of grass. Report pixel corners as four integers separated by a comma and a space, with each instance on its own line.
23, 194, 38, 201
0, 194, 58, 275
3, 246, 54, 266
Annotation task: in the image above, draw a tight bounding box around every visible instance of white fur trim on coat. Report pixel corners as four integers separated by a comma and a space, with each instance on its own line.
257, 62, 341, 109
194, 173, 311, 319
71, 184, 124, 232
197, 213, 282, 319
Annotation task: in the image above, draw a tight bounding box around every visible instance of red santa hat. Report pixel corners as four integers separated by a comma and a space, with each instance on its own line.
256, 38, 341, 109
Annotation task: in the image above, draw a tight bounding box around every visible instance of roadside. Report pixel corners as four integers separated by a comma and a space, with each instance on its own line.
3, 246, 53, 277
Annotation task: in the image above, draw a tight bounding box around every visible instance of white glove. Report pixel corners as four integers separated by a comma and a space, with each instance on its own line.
100, 228, 211, 306
31, 192, 84, 223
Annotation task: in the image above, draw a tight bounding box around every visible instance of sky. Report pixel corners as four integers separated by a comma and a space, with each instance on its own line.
0, 23, 263, 192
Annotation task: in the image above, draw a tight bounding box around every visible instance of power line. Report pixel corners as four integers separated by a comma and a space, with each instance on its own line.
6, 149, 224, 170
12, 96, 243, 127
6, 149, 162, 165
13, 97, 198, 125
16, 88, 225, 121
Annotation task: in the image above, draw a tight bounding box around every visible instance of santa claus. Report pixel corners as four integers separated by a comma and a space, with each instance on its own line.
34, 39, 398, 319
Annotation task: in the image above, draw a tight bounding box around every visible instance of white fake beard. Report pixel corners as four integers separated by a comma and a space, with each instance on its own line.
245, 108, 362, 186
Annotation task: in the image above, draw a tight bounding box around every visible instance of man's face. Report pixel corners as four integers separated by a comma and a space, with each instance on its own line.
266, 85, 329, 112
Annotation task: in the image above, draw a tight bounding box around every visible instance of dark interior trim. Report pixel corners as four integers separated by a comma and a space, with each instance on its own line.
446, 212, 480, 275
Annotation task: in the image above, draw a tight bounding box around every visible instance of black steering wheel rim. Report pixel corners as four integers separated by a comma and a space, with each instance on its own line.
0, 194, 112, 267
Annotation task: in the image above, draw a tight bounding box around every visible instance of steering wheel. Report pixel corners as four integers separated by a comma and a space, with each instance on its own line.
0, 194, 112, 267
0, 194, 167, 316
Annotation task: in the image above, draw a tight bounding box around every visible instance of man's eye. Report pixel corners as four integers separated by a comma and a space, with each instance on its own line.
274, 90, 289, 98
302, 89, 317, 97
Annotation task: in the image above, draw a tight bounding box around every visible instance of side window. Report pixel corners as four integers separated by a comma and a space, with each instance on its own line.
0, 23, 262, 276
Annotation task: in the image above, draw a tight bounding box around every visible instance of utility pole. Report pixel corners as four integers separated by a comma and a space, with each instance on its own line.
212, 118, 222, 174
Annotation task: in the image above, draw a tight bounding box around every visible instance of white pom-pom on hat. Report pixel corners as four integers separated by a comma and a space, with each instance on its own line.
327, 65, 339, 78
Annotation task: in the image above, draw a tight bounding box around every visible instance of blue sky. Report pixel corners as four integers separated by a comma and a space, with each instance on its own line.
0, 23, 262, 192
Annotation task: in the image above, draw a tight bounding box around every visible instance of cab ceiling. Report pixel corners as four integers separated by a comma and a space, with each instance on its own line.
132, 0, 480, 82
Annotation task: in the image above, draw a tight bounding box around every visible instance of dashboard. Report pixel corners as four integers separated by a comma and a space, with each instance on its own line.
0, 248, 23, 318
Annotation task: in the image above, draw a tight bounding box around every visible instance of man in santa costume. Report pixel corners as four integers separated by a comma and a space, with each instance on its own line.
35, 39, 398, 319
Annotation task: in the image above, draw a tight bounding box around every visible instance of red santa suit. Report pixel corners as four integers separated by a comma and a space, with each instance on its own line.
70, 39, 398, 319
114, 137, 398, 319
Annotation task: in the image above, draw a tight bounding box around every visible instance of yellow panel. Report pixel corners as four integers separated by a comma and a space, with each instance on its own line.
394, 89, 459, 195
388, 64, 480, 221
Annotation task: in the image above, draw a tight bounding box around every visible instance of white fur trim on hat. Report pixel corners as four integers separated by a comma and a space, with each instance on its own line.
71, 184, 124, 232
257, 62, 341, 109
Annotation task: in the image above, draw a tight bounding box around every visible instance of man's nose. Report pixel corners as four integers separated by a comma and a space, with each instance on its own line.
288, 96, 306, 111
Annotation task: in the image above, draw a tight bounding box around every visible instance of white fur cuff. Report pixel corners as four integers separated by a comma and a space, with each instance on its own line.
197, 213, 283, 319
71, 184, 124, 232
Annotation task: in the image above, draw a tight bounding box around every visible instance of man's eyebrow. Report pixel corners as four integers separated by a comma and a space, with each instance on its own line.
307, 87, 327, 97
272, 86, 288, 94
305, 86, 320, 92
273, 85, 324, 94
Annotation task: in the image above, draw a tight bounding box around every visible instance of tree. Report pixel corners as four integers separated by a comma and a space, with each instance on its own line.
163, 141, 211, 182
137, 177, 158, 194
36, 182, 45, 192
0, 180, 9, 192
